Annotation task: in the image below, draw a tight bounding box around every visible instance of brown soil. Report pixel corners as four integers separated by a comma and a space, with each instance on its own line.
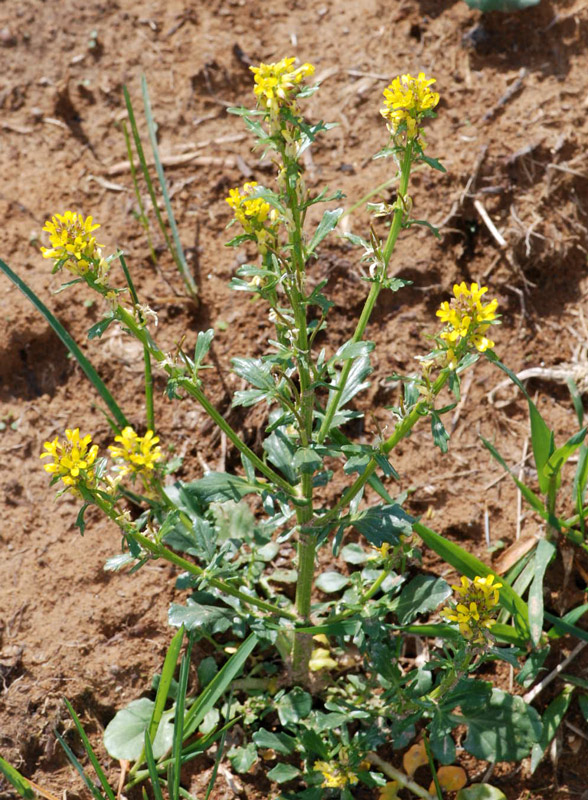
1, 0, 588, 798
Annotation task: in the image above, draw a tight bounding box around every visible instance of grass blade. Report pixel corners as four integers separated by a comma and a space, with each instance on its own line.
203, 691, 233, 800
170, 636, 192, 799
63, 699, 117, 800
149, 625, 185, 743
530, 685, 574, 774
141, 76, 198, 302
0, 258, 128, 431
0, 756, 35, 800
54, 728, 106, 800
528, 539, 556, 646
183, 633, 258, 737
144, 731, 165, 800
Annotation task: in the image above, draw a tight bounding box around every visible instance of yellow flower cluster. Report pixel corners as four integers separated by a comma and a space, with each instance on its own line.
250, 57, 314, 116
441, 574, 502, 644
313, 761, 359, 790
40, 428, 99, 493
226, 182, 279, 253
108, 426, 162, 478
41, 211, 110, 283
380, 72, 439, 140
436, 282, 498, 355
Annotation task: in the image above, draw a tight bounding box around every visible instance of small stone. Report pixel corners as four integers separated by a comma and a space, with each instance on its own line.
0, 28, 17, 47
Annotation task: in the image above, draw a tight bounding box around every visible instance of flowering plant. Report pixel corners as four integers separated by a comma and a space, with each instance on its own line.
9, 59, 588, 800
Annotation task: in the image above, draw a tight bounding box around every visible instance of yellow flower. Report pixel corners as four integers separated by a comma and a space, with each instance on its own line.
436, 282, 498, 355
441, 574, 502, 644
226, 182, 280, 253
41, 211, 108, 281
380, 72, 439, 140
109, 427, 162, 478
41, 428, 99, 493
313, 761, 358, 789
250, 57, 315, 115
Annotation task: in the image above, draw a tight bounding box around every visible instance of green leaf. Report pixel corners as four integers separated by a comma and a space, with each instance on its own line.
141, 76, 198, 300
87, 314, 116, 340
197, 656, 218, 688
228, 743, 258, 773
530, 685, 574, 773
333, 340, 374, 362
232, 356, 275, 391
457, 786, 507, 800
419, 154, 446, 172
573, 445, 588, 535
460, 689, 542, 762
104, 697, 174, 760
352, 504, 414, 547
294, 447, 322, 475
148, 626, 184, 744
340, 543, 368, 564
264, 430, 298, 484
0, 258, 128, 430
481, 438, 547, 517
168, 473, 261, 510
182, 634, 258, 737
307, 208, 343, 254
568, 378, 584, 426
267, 763, 301, 783
463, 0, 540, 10
168, 601, 235, 636
528, 539, 556, 646
315, 571, 350, 593
413, 521, 530, 637
543, 427, 587, 486
0, 756, 35, 800
431, 411, 450, 452
252, 728, 297, 755
395, 575, 451, 625
277, 688, 312, 725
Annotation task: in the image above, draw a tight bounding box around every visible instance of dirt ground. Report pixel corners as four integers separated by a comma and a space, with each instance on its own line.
1, 0, 588, 797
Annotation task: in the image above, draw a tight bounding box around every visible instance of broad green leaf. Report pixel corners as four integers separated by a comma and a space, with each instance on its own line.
307, 208, 344, 254
232, 356, 275, 390
530, 685, 574, 773
340, 543, 368, 564
338, 354, 373, 409
294, 447, 323, 475
413, 522, 530, 636
460, 689, 542, 761
169, 472, 261, 509
0, 756, 35, 800
457, 786, 507, 800
104, 698, 174, 760
315, 571, 350, 593
277, 688, 312, 725
516, 647, 549, 687
87, 314, 116, 340
168, 601, 235, 635
395, 575, 451, 625
431, 411, 450, 452
264, 430, 298, 484
528, 539, 556, 646
267, 763, 302, 783
252, 728, 297, 755
352, 504, 413, 547
333, 340, 374, 362
228, 743, 258, 773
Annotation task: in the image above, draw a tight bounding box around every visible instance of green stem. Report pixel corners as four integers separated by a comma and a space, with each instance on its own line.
422, 734, 443, 800
143, 347, 155, 432
317, 142, 414, 444
115, 306, 297, 497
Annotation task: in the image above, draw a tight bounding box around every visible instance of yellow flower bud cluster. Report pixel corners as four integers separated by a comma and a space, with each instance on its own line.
226, 182, 280, 254
436, 282, 498, 355
41, 426, 163, 498
41, 211, 110, 284
313, 760, 359, 790
250, 57, 314, 117
109, 427, 163, 478
380, 72, 439, 141
40, 428, 100, 494
441, 574, 502, 644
